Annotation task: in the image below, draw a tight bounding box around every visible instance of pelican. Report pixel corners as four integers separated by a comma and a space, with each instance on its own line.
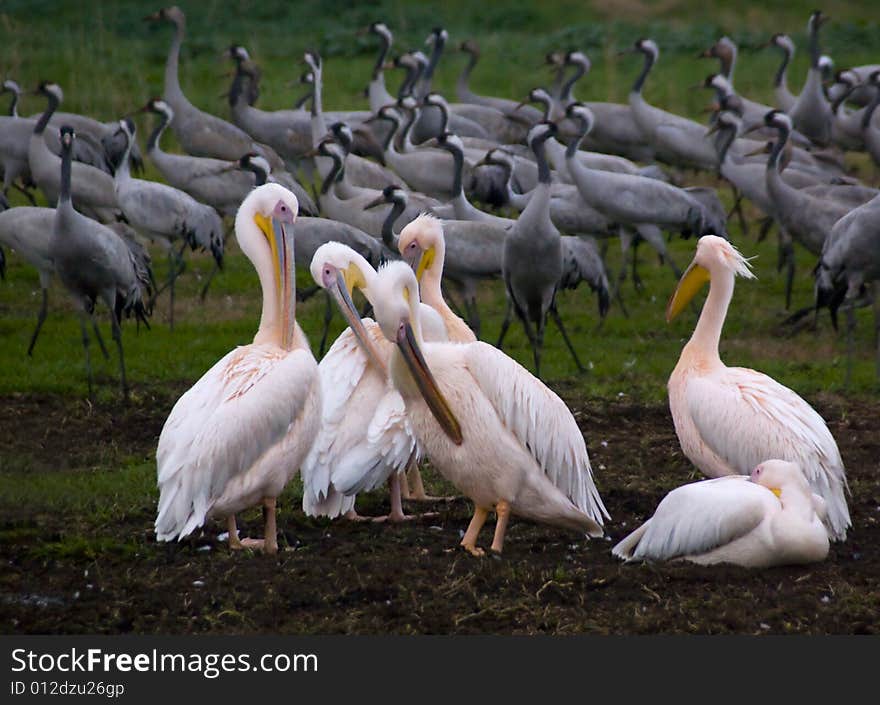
302, 242, 447, 521
363, 261, 608, 555
155, 183, 320, 553
666, 235, 850, 541
613, 460, 830, 567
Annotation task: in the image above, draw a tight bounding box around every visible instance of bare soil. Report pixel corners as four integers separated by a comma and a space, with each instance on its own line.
1, 384, 878, 634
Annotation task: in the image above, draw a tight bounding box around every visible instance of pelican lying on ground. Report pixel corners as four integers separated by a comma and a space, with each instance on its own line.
302, 241, 446, 521
613, 460, 830, 567
666, 236, 850, 541
363, 261, 608, 556
155, 183, 320, 554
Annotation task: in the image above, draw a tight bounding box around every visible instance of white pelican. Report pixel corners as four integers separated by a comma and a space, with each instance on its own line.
364, 261, 608, 556
612, 459, 830, 567
155, 183, 320, 554
396, 212, 475, 500
303, 241, 446, 521
666, 235, 850, 541
397, 213, 477, 344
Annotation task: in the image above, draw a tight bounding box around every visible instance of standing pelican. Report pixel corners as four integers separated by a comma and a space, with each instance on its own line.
666, 236, 850, 541
363, 261, 608, 555
303, 242, 447, 521
155, 183, 320, 553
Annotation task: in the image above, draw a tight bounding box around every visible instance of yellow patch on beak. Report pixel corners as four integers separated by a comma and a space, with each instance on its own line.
666, 262, 710, 322
769, 487, 782, 498
342, 263, 368, 296
402, 286, 411, 304
254, 213, 281, 289
416, 245, 436, 282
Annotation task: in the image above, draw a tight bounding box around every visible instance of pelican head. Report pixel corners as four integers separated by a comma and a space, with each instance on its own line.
372, 262, 462, 444
236, 183, 299, 348
398, 212, 444, 283
751, 459, 809, 498
666, 235, 754, 322
310, 242, 385, 372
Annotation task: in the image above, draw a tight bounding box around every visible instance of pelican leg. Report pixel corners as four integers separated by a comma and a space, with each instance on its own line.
239, 497, 278, 553
109, 310, 129, 402
460, 505, 490, 557
404, 462, 452, 502
319, 290, 333, 357
78, 313, 94, 402
227, 515, 242, 549
490, 500, 512, 554
550, 305, 585, 373
26, 288, 49, 357
496, 296, 515, 350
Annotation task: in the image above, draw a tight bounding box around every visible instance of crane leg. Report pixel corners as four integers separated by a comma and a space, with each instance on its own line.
550, 305, 585, 373
78, 314, 94, 402
490, 500, 512, 554
873, 286, 880, 379
12, 182, 38, 206
92, 318, 110, 361
845, 303, 856, 387
630, 240, 644, 292
496, 297, 514, 350
110, 311, 129, 402
460, 505, 490, 557
199, 261, 220, 302
757, 216, 774, 243
727, 185, 748, 238
26, 288, 49, 357
465, 296, 481, 338
318, 290, 333, 357
783, 245, 795, 311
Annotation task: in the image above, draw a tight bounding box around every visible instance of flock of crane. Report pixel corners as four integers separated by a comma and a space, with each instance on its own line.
1, 6, 877, 566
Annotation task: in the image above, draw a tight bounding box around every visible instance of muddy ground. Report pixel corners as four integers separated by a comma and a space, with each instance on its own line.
1, 384, 878, 635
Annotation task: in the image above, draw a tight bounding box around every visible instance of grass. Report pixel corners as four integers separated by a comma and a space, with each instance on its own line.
1, 1, 879, 636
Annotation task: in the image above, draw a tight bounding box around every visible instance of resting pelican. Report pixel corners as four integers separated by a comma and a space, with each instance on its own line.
364, 261, 608, 556
155, 183, 320, 554
666, 236, 850, 541
613, 460, 830, 567
302, 241, 446, 521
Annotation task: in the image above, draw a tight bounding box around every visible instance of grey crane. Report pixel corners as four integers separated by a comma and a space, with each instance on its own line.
144, 6, 314, 212
142, 99, 258, 217
50, 126, 153, 400
816, 192, 880, 382
364, 22, 395, 112
789, 11, 834, 145
829, 70, 869, 151
497, 122, 585, 378
625, 39, 717, 171
27, 83, 120, 222
763, 33, 798, 112
862, 72, 880, 168
0, 80, 37, 203
112, 118, 223, 329
699, 37, 777, 128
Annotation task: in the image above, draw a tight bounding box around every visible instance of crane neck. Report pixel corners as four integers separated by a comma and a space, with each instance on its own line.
862, 86, 880, 129
59, 135, 73, 204
398, 63, 420, 100
448, 144, 464, 197
164, 17, 186, 102
380, 114, 400, 152
319, 151, 343, 194
115, 129, 133, 181
381, 198, 405, 249
774, 45, 792, 88
457, 50, 478, 100
147, 110, 170, 153
682, 266, 734, 365
766, 127, 789, 173
560, 63, 586, 103
399, 106, 418, 148
34, 91, 60, 136
533, 136, 552, 185
808, 22, 822, 68
632, 50, 655, 94
565, 120, 588, 159
433, 101, 450, 133
7, 91, 18, 117
420, 38, 445, 98
372, 34, 391, 80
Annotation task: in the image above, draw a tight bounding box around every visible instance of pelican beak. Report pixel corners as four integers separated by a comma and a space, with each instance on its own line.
324, 266, 386, 373
255, 213, 296, 349
396, 321, 462, 445
666, 261, 710, 322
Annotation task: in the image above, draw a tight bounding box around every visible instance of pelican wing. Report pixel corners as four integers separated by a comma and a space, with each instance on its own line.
686, 367, 850, 539
301, 322, 415, 512
464, 342, 609, 524
156, 344, 317, 540
613, 476, 768, 562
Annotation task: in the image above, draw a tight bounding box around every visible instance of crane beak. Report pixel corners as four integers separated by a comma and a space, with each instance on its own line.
396, 321, 463, 445
363, 195, 387, 210
666, 261, 710, 322
698, 48, 714, 59
324, 268, 386, 373
142, 11, 161, 21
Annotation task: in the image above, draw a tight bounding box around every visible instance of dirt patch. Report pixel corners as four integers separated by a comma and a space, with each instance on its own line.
1, 387, 879, 634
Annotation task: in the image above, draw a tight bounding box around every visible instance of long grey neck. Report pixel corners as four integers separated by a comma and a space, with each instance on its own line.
320, 153, 343, 194
449, 144, 464, 196
561, 63, 586, 103
164, 19, 186, 102
632, 51, 654, 94
147, 111, 170, 152
34, 92, 59, 135
420, 39, 444, 96
7, 92, 18, 117
373, 35, 391, 80
381, 198, 405, 248
59, 137, 73, 204
808, 22, 822, 68
774, 47, 791, 88
457, 51, 478, 99
116, 130, 133, 181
